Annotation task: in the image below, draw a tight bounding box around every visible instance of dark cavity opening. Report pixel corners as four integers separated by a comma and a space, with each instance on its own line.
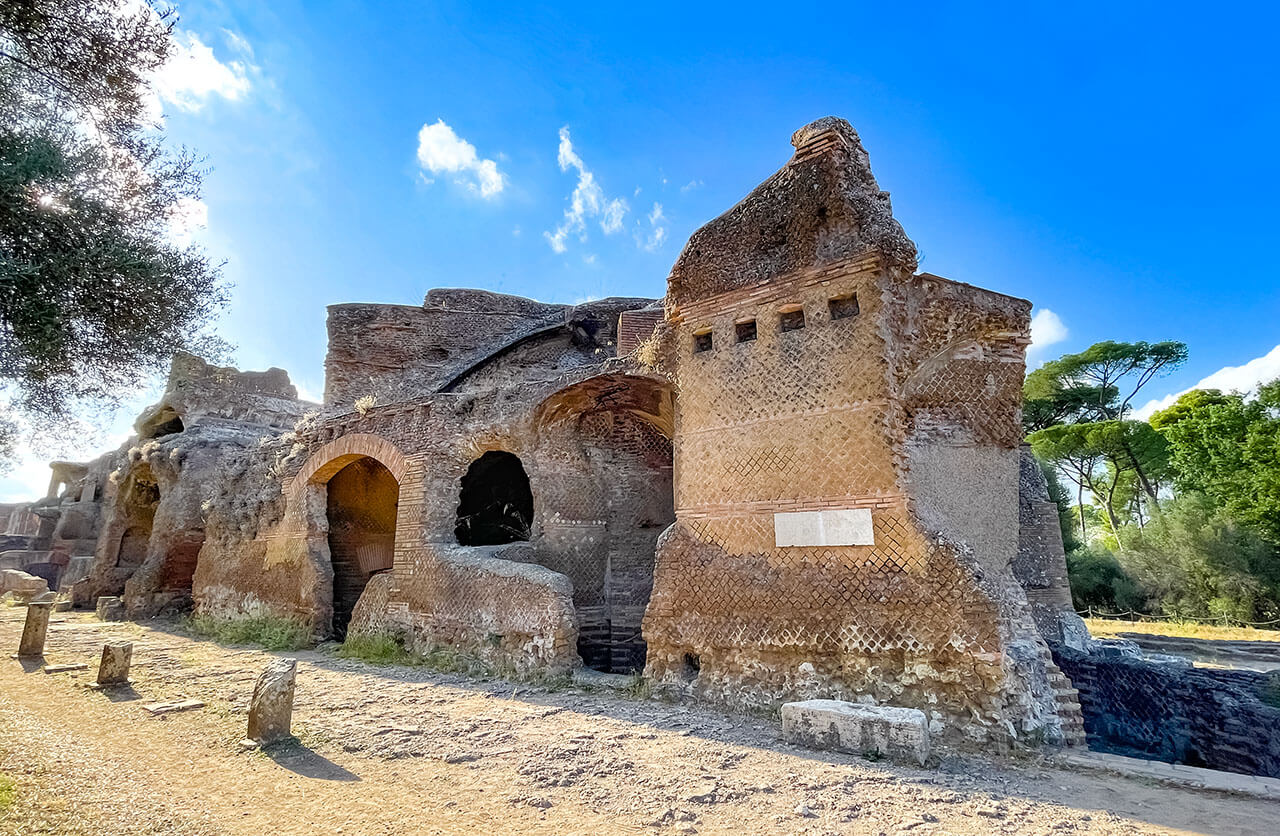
735, 319, 757, 343
779, 307, 806, 332
829, 293, 860, 320
327, 457, 399, 639
116, 467, 159, 570
693, 330, 713, 353
455, 451, 533, 546
140, 407, 185, 439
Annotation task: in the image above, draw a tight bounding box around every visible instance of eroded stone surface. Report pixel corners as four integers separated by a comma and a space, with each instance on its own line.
95, 597, 125, 622
782, 699, 930, 766
247, 658, 297, 744
96, 641, 133, 685
18, 601, 53, 657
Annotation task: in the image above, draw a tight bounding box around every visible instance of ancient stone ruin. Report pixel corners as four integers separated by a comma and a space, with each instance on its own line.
8, 116, 1169, 754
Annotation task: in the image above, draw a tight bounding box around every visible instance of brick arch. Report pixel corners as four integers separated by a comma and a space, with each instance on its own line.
290, 433, 408, 498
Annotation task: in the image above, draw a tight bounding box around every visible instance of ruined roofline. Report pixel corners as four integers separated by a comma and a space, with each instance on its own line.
914, 271, 1032, 309
666, 116, 919, 307
327, 290, 663, 316
326, 301, 426, 315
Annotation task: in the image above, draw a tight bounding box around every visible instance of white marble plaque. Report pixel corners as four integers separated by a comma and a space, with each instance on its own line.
774, 508, 875, 547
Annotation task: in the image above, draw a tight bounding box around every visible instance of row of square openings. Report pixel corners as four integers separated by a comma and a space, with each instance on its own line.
693, 293, 859, 353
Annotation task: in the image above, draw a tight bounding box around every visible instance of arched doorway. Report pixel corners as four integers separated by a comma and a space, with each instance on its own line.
533, 374, 675, 674
455, 451, 533, 546
116, 464, 160, 571
326, 457, 399, 639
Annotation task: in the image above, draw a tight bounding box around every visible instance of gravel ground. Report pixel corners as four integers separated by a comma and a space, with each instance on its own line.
1, 606, 1277, 835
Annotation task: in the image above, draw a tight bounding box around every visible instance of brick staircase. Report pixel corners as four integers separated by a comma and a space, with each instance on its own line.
1045, 656, 1087, 747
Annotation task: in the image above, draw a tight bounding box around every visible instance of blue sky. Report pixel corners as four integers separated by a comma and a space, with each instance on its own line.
3, 1, 1278, 499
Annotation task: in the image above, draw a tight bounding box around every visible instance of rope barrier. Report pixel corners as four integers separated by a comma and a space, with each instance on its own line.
1076, 607, 1280, 628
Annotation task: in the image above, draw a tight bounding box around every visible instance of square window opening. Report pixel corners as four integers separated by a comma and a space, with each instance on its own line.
735, 319, 757, 343
693, 330, 714, 353
779, 308, 806, 332
829, 293, 860, 320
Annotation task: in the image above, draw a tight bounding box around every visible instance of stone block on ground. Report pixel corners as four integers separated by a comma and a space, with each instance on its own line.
97, 641, 133, 685
246, 658, 298, 745
96, 596, 125, 621
17, 600, 53, 658
781, 699, 931, 766
1, 568, 49, 602
143, 699, 205, 715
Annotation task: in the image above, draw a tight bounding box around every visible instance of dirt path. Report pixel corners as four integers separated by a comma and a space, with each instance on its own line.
1, 607, 1276, 835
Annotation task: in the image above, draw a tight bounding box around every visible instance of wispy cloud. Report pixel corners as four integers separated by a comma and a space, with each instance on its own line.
680, 179, 704, 193
638, 202, 667, 251
151, 31, 253, 114
1134, 344, 1280, 419
1026, 308, 1068, 367
545, 127, 628, 253
222, 28, 254, 59
416, 120, 505, 198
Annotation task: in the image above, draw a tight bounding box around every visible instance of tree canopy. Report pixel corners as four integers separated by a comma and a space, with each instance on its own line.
0, 0, 228, 464
1023, 340, 1187, 432
1025, 339, 1184, 541
1153, 381, 1280, 546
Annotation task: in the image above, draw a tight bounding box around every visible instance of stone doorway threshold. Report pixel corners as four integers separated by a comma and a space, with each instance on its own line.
570, 667, 636, 690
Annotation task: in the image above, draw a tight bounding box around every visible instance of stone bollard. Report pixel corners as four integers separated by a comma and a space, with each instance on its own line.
18, 601, 54, 658
96, 641, 133, 685
246, 658, 297, 746
96, 596, 125, 621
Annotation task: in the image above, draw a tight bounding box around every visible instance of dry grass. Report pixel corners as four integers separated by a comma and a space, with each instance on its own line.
1084, 617, 1280, 643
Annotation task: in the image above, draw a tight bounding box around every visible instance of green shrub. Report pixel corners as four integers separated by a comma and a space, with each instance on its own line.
185, 613, 311, 651
1117, 494, 1280, 622
1066, 546, 1144, 612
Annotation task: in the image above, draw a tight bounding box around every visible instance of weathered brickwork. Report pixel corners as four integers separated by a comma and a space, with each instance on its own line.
25, 117, 1090, 751
632, 118, 1072, 745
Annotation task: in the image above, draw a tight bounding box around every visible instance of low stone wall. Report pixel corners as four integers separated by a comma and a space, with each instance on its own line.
1054, 643, 1280, 778
348, 544, 579, 674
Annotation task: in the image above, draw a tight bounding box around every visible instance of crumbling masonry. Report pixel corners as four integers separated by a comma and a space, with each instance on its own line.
4, 118, 1095, 749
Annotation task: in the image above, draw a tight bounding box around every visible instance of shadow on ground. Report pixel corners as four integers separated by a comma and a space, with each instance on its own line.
262, 738, 361, 781
58, 611, 1275, 836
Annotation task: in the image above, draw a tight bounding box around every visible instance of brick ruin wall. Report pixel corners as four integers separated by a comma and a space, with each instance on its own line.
1055, 645, 1280, 778
192, 361, 673, 678
26, 116, 1107, 753
640, 253, 1069, 743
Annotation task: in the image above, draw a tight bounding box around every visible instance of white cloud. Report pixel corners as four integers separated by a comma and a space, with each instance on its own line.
544, 127, 628, 253
680, 179, 704, 193
152, 31, 252, 114
222, 28, 254, 58
0, 449, 51, 503
638, 202, 667, 252
1026, 308, 1069, 367
416, 120, 505, 199
166, 197, 208, 245
1133, 344, 1280, 419
601, 198, 627, 234
294, 383, 323, 405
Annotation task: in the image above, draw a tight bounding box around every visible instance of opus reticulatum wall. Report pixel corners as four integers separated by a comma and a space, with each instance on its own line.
27, 117, 1090, 749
